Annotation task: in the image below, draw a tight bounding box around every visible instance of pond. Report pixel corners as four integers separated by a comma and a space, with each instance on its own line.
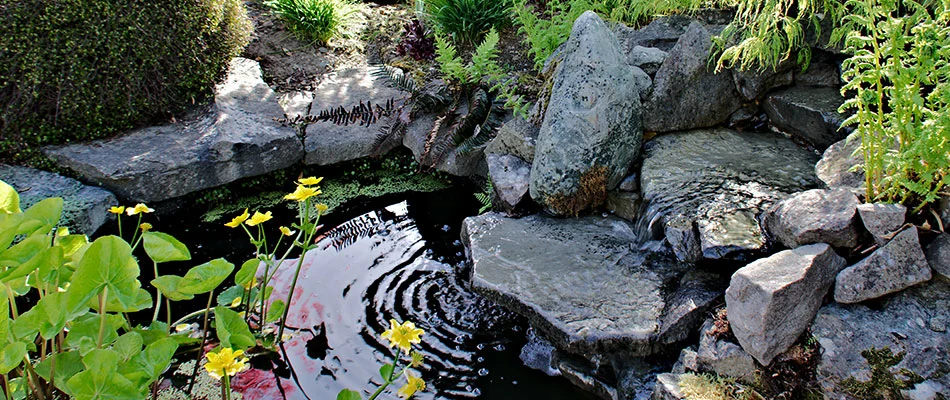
97, 186, 597, 399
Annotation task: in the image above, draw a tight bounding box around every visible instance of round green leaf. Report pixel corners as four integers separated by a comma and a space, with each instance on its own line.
143, 232, 191, 263
0, 180, 20, 214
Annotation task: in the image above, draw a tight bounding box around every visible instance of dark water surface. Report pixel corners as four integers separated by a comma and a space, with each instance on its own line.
99, 187, 596, 399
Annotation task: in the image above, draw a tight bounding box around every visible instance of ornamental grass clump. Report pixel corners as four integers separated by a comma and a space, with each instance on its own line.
264, 0, 356, 44
0, 0, 251, 165
421, 0, 513, 44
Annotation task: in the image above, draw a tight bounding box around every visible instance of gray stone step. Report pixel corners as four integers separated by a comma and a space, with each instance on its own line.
44, 58, 302, 203
0, 164, 115, 235
462, 212, 722, 358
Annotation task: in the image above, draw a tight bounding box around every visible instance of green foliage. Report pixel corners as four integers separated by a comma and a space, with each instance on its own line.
475, 181, 494, 214
714, 0, 844, 72
264, 0, 356, 45
842, 347, 925, 399
0, 0, 252, 165
837, 0, 950, 209
512, 0, 731, 70
421, 0, 513, 43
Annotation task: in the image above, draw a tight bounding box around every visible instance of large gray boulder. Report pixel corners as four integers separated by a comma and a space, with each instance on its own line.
462, 212, 721, 357
835, 228, 932, 303
816, 134, 865, 196
813, 279, 950, 399
305, 67, 403, 165
764, 188, 861, 249
925, 233, 950, 280
726, 244, 847, 365
763, 86, 849, 150
530, 11, 646, 216
641, 129, 821, 262
731, 59, 795, 101
642, 22, 742, 132
0, 165, 116, 236
613, 15, 694, 53
44, 58, 303, 202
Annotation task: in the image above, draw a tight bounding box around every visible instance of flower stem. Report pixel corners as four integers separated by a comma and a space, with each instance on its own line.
97, 286, 108, 348
152, 261, 162, 323
368, 356, 400, 400
222, 372, 231, 400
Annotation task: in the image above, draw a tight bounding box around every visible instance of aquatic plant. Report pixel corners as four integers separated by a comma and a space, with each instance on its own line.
205, 347, 250, 400
338, 319, 429, 399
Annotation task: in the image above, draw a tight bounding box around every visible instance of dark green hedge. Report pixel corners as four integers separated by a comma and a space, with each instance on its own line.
0, 0, 252, 164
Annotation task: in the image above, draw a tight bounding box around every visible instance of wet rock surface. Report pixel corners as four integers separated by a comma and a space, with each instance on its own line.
763, 86, 848, 150
531, 11, 646, 216
44, 58, 303, 202
642, 22, 740, 132
0, 164, 116, 236
304, 67, 403, 165
726, 243, 846, 365
463, 212, 715, 357
813, 279, 950, 399
764, 188, 861, 249
835, 228, 932, 304
640, 128, 821, 262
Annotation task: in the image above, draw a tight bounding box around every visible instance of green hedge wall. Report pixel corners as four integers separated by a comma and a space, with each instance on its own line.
0, 0, 252, 164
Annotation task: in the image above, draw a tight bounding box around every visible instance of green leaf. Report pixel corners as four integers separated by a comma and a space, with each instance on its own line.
265, 300, 286, 323
337, 389, 362, 400
113, 332, 144, 362
0, 342, 26, 374
0, 180, 20, 214
214, 306, 255, 350
216, 285, 246, 306
34, 350, 83, 393
56, 233, 90, 259
128, 337, 177, 387
178, 258, 233, 295
66, 349, 142, 400
142, 232, 191, 263
0, 234, 49, 282
0, 213, 24, 251
19, 197, 63, 236
379, 363, 394, 382
66, 236, 146, 314
65, 313, 125, 356
12, 291, 71, 340
151, 276, 189, 301
235, 258, 259, 288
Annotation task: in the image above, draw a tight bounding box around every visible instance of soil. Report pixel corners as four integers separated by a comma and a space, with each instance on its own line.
242, 0, 541, 102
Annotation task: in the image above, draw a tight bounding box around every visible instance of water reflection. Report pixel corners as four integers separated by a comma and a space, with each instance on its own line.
238, 200, 594, 399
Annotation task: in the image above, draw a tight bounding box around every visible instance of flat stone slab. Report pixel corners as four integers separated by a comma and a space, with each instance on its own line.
813, 279, 950, 399
304, 67, 403, 165
462, 212, 719, 357
44, 58, 302, 202
0, 165, 116, 236
641, 128, 821, 262
763, 86, 848, 150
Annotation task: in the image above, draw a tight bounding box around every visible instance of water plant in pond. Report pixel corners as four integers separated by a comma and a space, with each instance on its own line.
338, 319, 428, 399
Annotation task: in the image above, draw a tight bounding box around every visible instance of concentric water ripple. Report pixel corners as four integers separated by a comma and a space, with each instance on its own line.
238, 200, 593, 399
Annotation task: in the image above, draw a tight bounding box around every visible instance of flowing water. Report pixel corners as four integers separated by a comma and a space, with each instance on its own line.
106, 188, 596, 399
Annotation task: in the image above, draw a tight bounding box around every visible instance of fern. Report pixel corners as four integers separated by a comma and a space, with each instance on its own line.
372, 65, 420, 94
475, 180, 494, 214
277, 99, 398, 127
470, 29, 503, 82
434, 33, 469, 82
837, 0, 950, 210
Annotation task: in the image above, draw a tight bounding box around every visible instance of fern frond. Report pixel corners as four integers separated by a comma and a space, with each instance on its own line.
372, 65, 419, 94
274, 98, 398, 127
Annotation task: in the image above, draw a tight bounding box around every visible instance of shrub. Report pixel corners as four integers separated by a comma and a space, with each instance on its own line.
0, 0, 252, 165
421, 0, 513, 43
264, 0, 356, 45
396, 19, 437, 61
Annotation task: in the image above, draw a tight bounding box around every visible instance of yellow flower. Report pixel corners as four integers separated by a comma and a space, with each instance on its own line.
410, 351, 424, 368
246, 210, 273, 226
108, 206, 126, 215
126, 203, 154, 216
381, 319, 424, 355
224, 209, 250, 228
139, 223, 153, 232
204, 348, 249, 380
315, 203, 329, 215
298, 176, 323, 186
397, 370, 425, 399
284, 185, 321, 202
279, 226, 294, 236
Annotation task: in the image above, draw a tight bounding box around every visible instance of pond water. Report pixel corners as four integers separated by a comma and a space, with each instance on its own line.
99, 187, 597, 399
